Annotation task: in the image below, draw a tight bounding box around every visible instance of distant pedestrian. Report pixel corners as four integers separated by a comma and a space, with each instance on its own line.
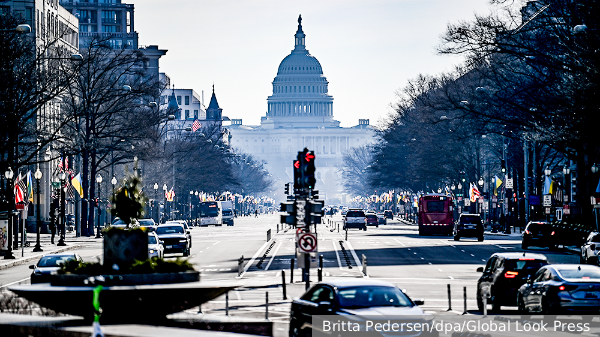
255, 210, 258, 218
499, 214, 507, 233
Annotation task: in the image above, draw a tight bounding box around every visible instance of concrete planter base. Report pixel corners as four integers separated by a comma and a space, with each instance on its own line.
50, 271, 200, 286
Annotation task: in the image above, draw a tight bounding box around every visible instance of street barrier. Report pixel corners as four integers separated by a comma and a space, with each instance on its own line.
463, 286, 467, 315
265, 292, 269, 320
447, 284, 452, 311
238, 255, 244, 276
282, 270, 287, 300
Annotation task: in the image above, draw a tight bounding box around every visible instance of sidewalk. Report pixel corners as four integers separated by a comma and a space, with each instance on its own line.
0, 231, 100, 271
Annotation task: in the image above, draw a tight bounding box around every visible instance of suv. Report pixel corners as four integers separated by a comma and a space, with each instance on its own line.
476, 252, 548, 312
521, 221, 556, 249
580, 231, 600, 264
454, 214, 484, 241
156, 224, 190, 256
343, 209, 367, 231
365, 213, 379, 227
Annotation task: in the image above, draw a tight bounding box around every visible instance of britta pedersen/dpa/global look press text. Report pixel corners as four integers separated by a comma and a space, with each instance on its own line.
313, 315, 595, 337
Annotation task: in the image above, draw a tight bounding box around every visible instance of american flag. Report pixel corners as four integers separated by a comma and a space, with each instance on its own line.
14, 173, 26, 204
470, 183, 481, 202
58, 157, 69, 171
191, 119, 201, 132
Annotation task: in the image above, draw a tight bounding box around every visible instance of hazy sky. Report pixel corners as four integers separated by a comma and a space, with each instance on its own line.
135, 0, 490, 128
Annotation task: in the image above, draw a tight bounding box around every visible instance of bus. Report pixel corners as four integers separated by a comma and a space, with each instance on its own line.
199, 201, 223, 226
418, 193, 454, 235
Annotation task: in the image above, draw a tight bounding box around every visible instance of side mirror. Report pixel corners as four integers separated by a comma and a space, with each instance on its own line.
187, 231, 191, 235
413, 299, 425, 306
29, 265, 35, 269
476, 267, 484, 272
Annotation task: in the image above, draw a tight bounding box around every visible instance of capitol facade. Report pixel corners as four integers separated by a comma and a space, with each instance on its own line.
228, 16, 373, 202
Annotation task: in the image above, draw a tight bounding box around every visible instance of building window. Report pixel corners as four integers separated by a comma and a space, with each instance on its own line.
194, 110, 198, 119
185, 110, 190, 119
185, 96, 189, 105
176, 96, 181, 105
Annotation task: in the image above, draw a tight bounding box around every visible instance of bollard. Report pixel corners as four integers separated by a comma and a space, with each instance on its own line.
345, 228, 348, 241
290, 259, 295, 283
267, 228, 271, 242
226, 292, 229, 316
463, 286, 467, 315
282, 270, 287, 300
338, 223, 339, 232
362, 254, 367, 276
238, 255, 244, 276
265, 292, 269, 320
483, 297, 488, 317
277, 224, 279, 233
198, 304, 202, 314
447, 284, 452, 311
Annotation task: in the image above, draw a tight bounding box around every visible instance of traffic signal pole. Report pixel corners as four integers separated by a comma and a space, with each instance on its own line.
280, 148, 324, 290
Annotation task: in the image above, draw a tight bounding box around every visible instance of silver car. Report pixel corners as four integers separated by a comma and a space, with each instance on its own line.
148, 232, 164, 259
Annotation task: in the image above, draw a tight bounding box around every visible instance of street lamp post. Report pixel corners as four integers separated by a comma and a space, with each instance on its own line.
457, 182, 463, 214
478, 177, 485, 219
111, 176, 117, 222
163, 183, 168, 222
195, 191, 199, 225
33, 168, 43, 252
153, 183, 159, 223
3, 168, 16, 259
189, 190, 193, 221
57, 172, 66, 246
96, 174, 103, 238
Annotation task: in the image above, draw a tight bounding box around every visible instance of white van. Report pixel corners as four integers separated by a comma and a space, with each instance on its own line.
219, 201, 234, 226
199, 201, 222, 226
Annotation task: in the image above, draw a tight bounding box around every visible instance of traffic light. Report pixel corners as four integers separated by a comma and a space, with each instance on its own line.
501, 159, 506, 173
306, 199, 325, 224
297, 148, 316, 189
284, 183, 290, 195
293, 159, 301, 191
280, 201, 295, 225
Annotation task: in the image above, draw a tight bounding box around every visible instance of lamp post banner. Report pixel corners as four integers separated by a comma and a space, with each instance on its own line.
0, 219, 8, 250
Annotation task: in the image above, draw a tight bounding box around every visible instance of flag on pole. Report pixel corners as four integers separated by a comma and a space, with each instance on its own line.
494, 175, 503, 196
191, 119, 201, 132
470, 183, 480, 202
27, 171, 33, 203
166, 188, 175, 202
14, 173, 26, 204
71, 173, 84, 198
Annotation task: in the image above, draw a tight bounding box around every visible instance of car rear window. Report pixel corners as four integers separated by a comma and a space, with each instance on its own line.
426, 201, 445, 213
557, 268, 600, 280
366, 214, 377, 219
347, 211, 365, 217
527, 223, 551, 233
591, 235, 600, 243
460, 216, 481, 223
505, 259, 547, 271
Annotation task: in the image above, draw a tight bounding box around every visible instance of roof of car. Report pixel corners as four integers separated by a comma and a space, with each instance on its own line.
460, 214, 481, 217
490, 252, 548, 260
546, 264, 600, 271
317, 279, 398, 289
41, 253, 77, 257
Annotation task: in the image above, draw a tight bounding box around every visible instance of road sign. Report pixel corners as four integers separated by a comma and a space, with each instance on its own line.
298, 233, 317, 253
464, 199, 470, 206
51, 182, 60, 188
543, 195, 552, 207
506, 178, 513, 189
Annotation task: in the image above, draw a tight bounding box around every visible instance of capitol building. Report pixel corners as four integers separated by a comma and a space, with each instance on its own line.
228, 16, 373, 202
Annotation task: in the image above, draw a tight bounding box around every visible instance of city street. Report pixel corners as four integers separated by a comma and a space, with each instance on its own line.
2, 213, 579, 323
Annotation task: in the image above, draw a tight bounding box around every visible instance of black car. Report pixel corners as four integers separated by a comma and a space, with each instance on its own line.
521, 221, 556, 249
384, 210, 393, 219
454, 214, 484, 241
518, 264, 600, 314
156, 224, 190, 256
30, 253, 83, 284
289, 279, 430, 337
476, 252, 548, 312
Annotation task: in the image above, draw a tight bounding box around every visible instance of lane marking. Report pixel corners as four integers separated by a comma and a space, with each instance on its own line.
0, 277, 29, 289
237, 241, 269, 278
264, 241, 283, 271
213, 241, 220, 245
332, 240, 343, 270
344, 240, 365, 277
394, 239, 405, 247
470, 254, 475, 257
448, 276, 454, 280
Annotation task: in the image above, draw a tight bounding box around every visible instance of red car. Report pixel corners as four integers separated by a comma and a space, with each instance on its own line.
366, 213, 379, 227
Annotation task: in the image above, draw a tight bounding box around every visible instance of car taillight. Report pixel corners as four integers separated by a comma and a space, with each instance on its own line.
558, 285, 578, 291
524, 229, 530, 234
504, 271, 518, 278
551, 231, 555, 235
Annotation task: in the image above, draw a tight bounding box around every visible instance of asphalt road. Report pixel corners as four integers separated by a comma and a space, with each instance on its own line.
1, 213, 580, 321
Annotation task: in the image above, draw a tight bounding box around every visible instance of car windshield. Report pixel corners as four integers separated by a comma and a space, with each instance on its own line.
112, 219, 125, 225
346, 211, 365, 217
38, 255, 75, 267
156, 226, 183, 234
139, 220, 154, 226
557, 268, 600, 280
505, 259, 548, 271
200, 203, 219, 217
337, 286, 413, 309
148, 236, 157, 244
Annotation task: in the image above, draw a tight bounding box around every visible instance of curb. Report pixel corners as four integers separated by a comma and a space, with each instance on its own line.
0, 245, 82, 271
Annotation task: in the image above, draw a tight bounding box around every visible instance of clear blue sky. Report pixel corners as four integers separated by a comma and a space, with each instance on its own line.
136, 0, 490, 128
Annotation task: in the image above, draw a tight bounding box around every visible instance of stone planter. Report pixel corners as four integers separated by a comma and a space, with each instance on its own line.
50, 271, 200, 286
103, 229, 148, 268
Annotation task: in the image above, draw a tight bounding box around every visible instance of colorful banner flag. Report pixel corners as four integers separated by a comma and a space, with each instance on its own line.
14, 173, 26, 204
71, 173, 84, 198
27, 171, 33, 203
191, 119, 201, 132
494, 175, 503, 196
469, 183, 480, 202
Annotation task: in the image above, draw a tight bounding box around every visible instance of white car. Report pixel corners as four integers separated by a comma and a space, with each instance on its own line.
581, 231, 600, 264
148, 232, 164, 259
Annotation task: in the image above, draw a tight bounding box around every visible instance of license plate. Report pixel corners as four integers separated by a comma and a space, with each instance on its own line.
465, 225, 473, 229
166, 245, 173, 249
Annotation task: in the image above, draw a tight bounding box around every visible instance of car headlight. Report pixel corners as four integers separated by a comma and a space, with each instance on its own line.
179, 239, 187, 243
149, 249, 155, 254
